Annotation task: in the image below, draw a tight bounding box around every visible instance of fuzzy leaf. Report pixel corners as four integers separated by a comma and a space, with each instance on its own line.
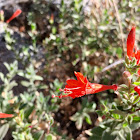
0, 124, 9, 140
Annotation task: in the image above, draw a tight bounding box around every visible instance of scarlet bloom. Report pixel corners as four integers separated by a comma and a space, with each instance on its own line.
127, 26, 136, 58
52, 72, 117, 99
127, 26, 140, 65
134, 86, 140, 96
127, 27, 140, 75
6, 9, 22, 23
0, 113, 13, 118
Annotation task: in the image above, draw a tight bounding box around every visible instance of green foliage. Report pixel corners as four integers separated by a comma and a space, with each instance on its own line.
0, 60, 58, 139
70, 98, 96, 129
90, 119, 135, 140
1, 0, 140, 139
93, 89, 140, 139
0, 20, 59, 139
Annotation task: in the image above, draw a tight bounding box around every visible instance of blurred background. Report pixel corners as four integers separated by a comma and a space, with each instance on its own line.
0, 0, 140, 139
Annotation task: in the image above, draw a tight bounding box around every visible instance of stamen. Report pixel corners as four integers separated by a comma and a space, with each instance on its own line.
59, 88, 64, 91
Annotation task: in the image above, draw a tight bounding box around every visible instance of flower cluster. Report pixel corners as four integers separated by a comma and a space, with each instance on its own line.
53, 26, 140, 99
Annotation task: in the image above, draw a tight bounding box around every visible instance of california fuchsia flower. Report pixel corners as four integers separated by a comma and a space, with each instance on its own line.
126, 27, 140, 75
0, 113, 13, 118
6, 9, 22, 23
126, 26, 140, 65
52, 72, 117, 99
134, 86, 140, 96
127, 26, 136, 58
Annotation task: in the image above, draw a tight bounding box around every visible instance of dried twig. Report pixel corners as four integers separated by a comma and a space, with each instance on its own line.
102, 59, 124, 72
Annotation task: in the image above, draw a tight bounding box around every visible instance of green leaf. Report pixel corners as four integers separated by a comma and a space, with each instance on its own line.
33, 130, 44, 140
126, 116, 133, 125
37, 84, 48, 89
19, 103, 27, 110
34, 75, 43, 81
75, 117, 83, 130
133, 95, 140, 104
24, 106, 35, 119
96, 110, 103, 116
102, 129, 117, 140
85, 114, 92, 125
130, 122, 140, 131
133, 82, 140, 85
111, 109, 127, 117
20, 110, 24, 121
4, 63, 10, 71
112, 114, 120, 119
0, 124, 9, 140
6, 81, 17, 91
117, 131, 126, 140
31, 23, 36, 31
90, 126, 105, 140
0, 73, 4, 82
123, 126, 132, 140
21, 81, 30, 87
0, 86, 4, 95
46, 134, 53, 140
123, 122, 128, 128
133, 116, 140, 122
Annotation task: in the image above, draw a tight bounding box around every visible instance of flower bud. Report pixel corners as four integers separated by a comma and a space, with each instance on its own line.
102, 115, 106, 120
123, 71, 131, 78
123, 71, 131, 86
52, 94, 55, 98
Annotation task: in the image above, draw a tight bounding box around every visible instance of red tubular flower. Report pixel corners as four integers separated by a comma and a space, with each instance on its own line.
127, 26, 136, 58
134, 86, 140, 96
6, 9, 22, 23
0, 113, 13, 118
126, 27, 140, 75
52, 72, 117, 99
127, 26, 140, 65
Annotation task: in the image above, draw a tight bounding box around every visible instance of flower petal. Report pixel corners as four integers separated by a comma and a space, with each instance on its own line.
66, 79, 83, 87
135, 50, 140, 65
134, 86, 140, 96
74, 72, 86, 84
